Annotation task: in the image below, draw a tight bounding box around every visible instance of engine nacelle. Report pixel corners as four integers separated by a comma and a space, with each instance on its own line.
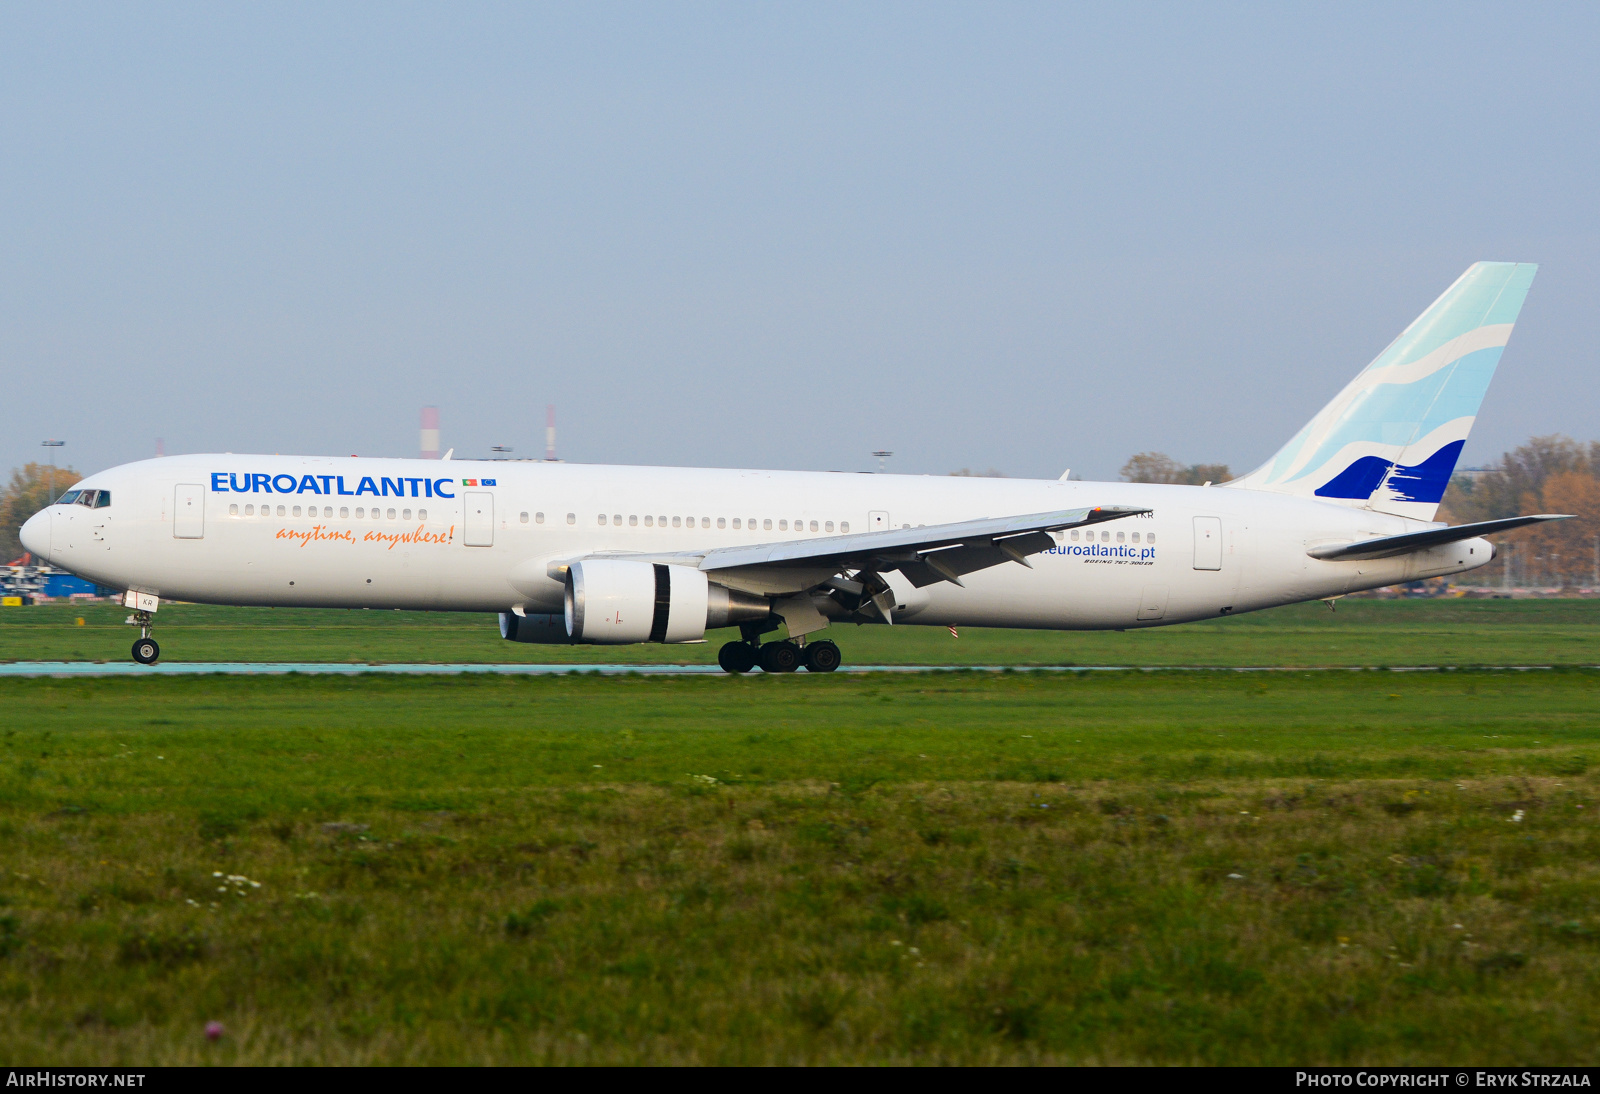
499, 612, 578, 644
564, 560, 768, 644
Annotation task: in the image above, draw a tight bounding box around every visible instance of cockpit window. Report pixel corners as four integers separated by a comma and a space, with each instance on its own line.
75, 490, 98, 507
93, 491, 111, 508
56, 490, 82, 505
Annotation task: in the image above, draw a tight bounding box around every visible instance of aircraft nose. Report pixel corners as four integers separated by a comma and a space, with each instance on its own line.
19, 509, 49, 560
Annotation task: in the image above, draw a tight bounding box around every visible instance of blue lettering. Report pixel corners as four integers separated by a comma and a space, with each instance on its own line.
299, 475, 322, 495
424, 478, 434, 497
336, 476, 356, 496
356, 476, 380, 496
318, 475, 336, 494
229, 473, 248, 492
272, 474, 298, 493
381, 477, 404, 497
211, 472, 229, 492
404, 477, 424, 497
432, 477, 455, 499
251, 473, 271, 493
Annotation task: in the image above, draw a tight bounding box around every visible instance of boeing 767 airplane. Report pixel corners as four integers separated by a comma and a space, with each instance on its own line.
20, 262, 1566, 671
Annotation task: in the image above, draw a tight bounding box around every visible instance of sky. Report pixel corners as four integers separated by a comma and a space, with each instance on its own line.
2, 3, 1597, 482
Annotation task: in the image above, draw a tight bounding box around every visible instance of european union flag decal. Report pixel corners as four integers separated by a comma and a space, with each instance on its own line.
482, 478, 496, 486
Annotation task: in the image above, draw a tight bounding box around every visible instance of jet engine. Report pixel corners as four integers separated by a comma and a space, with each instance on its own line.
561, 560, 769, 644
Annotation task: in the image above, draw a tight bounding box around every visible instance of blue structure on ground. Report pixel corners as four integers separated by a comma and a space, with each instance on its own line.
40, 574, 106, 597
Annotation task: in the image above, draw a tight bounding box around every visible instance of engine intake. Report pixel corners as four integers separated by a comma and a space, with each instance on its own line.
563, 560, 768, 644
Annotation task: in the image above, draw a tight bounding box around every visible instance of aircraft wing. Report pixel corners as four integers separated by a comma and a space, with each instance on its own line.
562, 505, 1150, 594
695, 505, 1149, 587
1307, 514, 1570, 562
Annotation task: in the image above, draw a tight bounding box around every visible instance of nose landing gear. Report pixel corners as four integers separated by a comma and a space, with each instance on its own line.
127, 609, 159, 665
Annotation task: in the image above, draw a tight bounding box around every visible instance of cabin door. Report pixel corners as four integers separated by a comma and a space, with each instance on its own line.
1192, 516, 1222, 570
464, 491, 494, 547
173, 484, 205, 539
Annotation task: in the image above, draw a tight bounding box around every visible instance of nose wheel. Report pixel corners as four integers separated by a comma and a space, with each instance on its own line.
126, 608, 159, 664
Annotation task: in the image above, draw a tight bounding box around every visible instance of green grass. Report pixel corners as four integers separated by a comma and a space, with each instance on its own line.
2, 669, 1598, 1063
3, 597, 1600, 666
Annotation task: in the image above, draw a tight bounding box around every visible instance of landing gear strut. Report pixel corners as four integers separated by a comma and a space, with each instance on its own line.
128, 610, 159, 665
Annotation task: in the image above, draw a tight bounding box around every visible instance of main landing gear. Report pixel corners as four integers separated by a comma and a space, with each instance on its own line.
128, 610, 159, 665
717, 637, 842, 674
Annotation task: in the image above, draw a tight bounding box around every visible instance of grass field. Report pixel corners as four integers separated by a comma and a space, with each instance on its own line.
2, 668, 1598, 1063
3, 597, 1599, 666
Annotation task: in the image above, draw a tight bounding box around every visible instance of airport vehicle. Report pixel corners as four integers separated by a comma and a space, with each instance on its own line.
20, 262, 1565, 670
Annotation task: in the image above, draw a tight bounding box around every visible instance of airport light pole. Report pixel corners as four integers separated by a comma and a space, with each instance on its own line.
41, 440, 64, 505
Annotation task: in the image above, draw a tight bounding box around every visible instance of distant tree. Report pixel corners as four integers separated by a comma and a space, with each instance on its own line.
1120, 452, 1230, 486
1438, 435, 1600, 587
948, 468, 1006, 478
0, 462, 82, 562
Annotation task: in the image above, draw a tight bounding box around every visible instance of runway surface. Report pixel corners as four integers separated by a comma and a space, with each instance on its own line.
0, 661, 1573, 676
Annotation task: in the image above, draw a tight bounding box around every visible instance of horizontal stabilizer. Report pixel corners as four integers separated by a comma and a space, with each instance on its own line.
1307, 514, 1570, 562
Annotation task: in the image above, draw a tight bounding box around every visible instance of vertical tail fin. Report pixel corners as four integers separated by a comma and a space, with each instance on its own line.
1227, 262, 1537, 520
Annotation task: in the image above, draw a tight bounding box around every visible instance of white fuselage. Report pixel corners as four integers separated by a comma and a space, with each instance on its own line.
24, 454, 1494, 633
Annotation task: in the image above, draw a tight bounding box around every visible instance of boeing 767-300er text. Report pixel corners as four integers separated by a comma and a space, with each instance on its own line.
21, 262, 1568, 671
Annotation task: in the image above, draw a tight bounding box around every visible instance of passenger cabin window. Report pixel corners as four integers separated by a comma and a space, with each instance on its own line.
778, 520, 787, 531
598, 514, 607, 525
672, 516, 681, 528
840, 521, 849, 532
535, 512, 544, 524
629, 515, 638, 526
825, 521, 833, 532
1131, 532, 1139, 543
614, 514, 622, 525
418, 509, 427, 520
341, 507, 350, 518
1147, 533, 1156, 544
229, 503, 239, 515
566, 513, 575, 525
764, 519, 772, 530
717, 517, 726, 529
810, 520, 818, 532
520, 512, 529, 524
732, 518, 741, 529
644, 515, 654, 526
56, 490, 82, 505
